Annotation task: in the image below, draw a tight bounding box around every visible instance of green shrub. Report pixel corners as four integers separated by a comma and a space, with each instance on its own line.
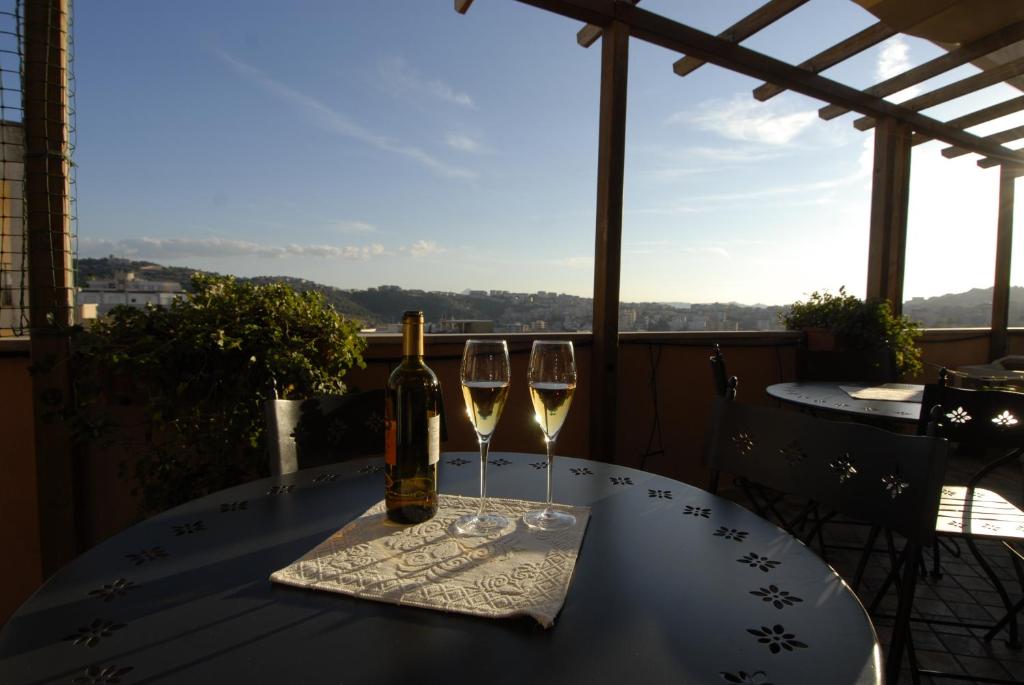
74, 274, 366, 516
781, 287, 922, 377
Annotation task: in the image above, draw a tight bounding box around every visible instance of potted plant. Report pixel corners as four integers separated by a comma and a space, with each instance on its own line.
72, 274, 367, 517
781, 287, 922, 379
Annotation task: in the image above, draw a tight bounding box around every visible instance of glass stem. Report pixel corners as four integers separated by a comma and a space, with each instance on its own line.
545, 437, 556, 511
477, 436, 490, 518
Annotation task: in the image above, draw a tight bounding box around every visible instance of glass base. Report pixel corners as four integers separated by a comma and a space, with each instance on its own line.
523, 507, 576, 531
453, 512, 510, 536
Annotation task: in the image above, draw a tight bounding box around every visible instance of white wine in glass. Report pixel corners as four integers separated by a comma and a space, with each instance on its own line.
454, 339, 511, 535
524, 340, 577, 531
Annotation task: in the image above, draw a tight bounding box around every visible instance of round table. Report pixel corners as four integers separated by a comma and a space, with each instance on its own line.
0, 453, 880, 684
767, 381, 922, 423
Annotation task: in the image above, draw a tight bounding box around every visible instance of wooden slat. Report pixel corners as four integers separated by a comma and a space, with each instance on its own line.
590, 19, 628, 464
454, 0, 474, 14
820, 19, 1024, 121
990, 165, 1015, 360
979, 155, 1024, 170
604, 2, 1024, 163
577, 0, 638, 48
943, 125, 1024, 159
855, 56, 1024, 131
866, 118, 912, 313
754, 22, 895, 102
912, 96, 1024, 146
672, 0, 808, 77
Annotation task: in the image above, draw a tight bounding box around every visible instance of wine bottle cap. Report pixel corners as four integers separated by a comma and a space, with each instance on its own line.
402, 311, 425, 357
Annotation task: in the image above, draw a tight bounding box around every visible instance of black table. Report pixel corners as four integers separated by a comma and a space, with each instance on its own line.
0, 453, 881, 684
767, 381, 923, 423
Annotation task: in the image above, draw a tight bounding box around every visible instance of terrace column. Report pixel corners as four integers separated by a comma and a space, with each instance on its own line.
990, 164, 1019, 360
25, 0, 77, 575
591, 19, 628, 464
866, 117, 912, 314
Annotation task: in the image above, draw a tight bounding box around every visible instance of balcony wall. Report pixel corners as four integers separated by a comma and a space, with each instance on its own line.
1, 327, 1021, 625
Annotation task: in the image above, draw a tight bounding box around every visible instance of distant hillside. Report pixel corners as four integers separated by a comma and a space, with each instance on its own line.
76, 257, 378, 325
904, 286, 1024, 327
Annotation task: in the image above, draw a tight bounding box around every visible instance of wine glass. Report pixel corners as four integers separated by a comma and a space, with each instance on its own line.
454, 339, 511, 535
524, 340, 577, 531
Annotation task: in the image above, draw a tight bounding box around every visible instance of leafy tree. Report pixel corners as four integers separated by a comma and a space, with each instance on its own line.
74, 274, 366, 516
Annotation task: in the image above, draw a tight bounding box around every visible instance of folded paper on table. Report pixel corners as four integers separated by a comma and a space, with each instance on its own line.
840, 383, 923, 403
270, 494, 590, 628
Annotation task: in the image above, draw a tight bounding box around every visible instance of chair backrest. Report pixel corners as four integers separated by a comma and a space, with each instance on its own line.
917, 368, 1024, 450
710, 344, 737, 399
706, 397, 948, 544
266, 389, 386, 475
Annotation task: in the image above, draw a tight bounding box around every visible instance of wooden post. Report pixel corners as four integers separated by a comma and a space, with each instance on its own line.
866, 117, 912, 314
990, 165, 1017, 360
25, 0, 77, 575
590, 20, 628, 464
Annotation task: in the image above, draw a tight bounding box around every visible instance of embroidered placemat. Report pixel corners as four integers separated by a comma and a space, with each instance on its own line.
840, 383, 923, 403
270, 494, 591, 628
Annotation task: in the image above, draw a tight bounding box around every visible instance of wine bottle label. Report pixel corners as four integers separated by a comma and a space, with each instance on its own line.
428, 413, 440, 465
384, 418, 396, 465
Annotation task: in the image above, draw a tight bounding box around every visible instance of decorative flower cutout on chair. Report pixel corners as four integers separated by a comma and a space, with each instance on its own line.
992, 410, 1019, 427
732, 432, 754, 455
829, 455, 858, 483
881, 473, 910, 499
778, 441, 806, 467
750, 584, 803, 610
946, 407, 971, 424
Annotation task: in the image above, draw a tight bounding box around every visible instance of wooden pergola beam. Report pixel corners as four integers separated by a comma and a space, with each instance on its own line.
25, 0, 76, 576
990, 165, 1017, 360
854, 56, 1024, 132
577, 0, 638, 48
672, 0, 808, 77
912, 96, 1024, 146
943, 125, 1024, 159
866, 118, 912, 312
979, 154, 1024, 170
753, 22, 895, 102
821, 19, 1024, 121
589, 19, 629, 463
454, 0, 474, 14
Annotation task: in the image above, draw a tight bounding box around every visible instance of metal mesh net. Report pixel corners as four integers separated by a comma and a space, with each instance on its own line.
0, 0, 75, 338
0, 1, 24, 336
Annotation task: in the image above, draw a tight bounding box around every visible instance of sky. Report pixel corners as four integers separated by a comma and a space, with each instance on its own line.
73, 0, 1024, 306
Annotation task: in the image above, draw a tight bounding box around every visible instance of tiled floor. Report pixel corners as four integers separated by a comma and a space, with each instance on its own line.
727, 448, 1024, 684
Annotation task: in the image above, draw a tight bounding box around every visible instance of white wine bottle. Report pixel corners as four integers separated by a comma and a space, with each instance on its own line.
384, 310, 440, 523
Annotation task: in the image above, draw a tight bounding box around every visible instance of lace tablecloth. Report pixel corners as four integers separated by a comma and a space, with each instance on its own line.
271, 494, 590, 628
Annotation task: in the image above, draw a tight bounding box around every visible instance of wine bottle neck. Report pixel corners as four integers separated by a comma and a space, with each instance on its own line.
401, 312, 424, 358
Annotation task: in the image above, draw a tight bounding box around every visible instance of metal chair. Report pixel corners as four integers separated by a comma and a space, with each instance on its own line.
706, 396, 949, 684
265, 389, 386, 475
916, 369, 1024, 649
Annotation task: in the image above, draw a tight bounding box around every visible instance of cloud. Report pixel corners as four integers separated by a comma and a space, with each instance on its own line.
377, 57, 475, 109
876, 38, 920, 101
552, 256, 593, 269
80, 236, 386, 261
216, 50, 476, 180
669, 95, 817, 145
405, 240, 444, 257
683, 146, 789, 164
329, 220, 377, 234
445, 133, 487, 153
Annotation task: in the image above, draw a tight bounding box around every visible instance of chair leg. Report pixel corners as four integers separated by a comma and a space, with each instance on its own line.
930, 538, 942, 578
852, 524, 881, 592
965, 535, 1020, 647
886, 542, 921, 685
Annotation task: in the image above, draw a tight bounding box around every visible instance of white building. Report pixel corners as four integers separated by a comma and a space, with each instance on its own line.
77, 271, 186, 319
